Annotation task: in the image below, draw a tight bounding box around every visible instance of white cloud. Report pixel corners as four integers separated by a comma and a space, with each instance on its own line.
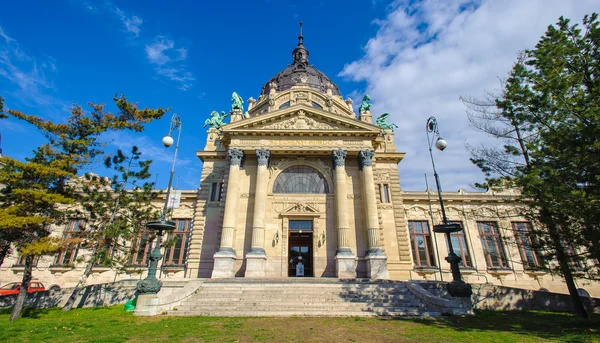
145, 37, 174, 65
145, 36, 195, 91
0, 25, 67, 115
340, 0, 597, 191
114, 7, 143, 37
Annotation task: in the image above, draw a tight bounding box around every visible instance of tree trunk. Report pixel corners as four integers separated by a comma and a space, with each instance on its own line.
541, 208, 588, 318
0, 243, 10, 268
62, 255, 95, 311
10, 256, 33, 321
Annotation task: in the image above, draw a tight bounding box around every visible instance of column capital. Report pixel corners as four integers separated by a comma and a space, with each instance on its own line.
228, 148, 244, 166
332, 149, 348, 167
256, 149, 270, 166
358, 149, 375, 170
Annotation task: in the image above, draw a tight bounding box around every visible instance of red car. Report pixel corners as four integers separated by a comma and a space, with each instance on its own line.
0, 282, 45, 295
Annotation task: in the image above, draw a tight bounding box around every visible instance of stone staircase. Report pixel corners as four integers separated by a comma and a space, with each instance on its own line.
167, 279, 444, 317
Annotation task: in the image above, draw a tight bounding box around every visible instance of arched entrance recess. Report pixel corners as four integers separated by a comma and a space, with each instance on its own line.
271, 165, 330, 277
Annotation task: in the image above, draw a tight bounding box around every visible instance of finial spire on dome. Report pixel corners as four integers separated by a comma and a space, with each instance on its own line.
293, 22, 309, 64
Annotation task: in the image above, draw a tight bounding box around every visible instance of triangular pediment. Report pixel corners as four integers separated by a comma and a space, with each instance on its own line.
222, 104, 380, 133
282, 201, 320, 215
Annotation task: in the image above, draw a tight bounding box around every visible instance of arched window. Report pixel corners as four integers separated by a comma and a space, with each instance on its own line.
279, 101, 291, 109
311, 101, 323, 109
273, 166, 329, 194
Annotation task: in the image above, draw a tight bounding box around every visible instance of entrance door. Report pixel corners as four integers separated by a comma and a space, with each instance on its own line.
288, 220, 313, 277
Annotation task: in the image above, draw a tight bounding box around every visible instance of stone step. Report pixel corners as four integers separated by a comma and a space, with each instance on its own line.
167, 309, 441, 317
184, 296, 418, 303
193, 289, 410, 296
191, 292, 415, 298
176, 304, 427, 312
169, 280, 438, 318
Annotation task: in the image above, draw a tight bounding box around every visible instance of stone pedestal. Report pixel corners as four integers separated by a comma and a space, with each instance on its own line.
212, 251, 237, 278
366, 252, 390, 279
245, 252, 267, 278
230, 109, 244, 122
335, 253, 357, 279
134, 294, 160, 316
359, 110, 373, 124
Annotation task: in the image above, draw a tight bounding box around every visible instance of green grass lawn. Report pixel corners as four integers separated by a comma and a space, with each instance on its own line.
0, 306, 598, 343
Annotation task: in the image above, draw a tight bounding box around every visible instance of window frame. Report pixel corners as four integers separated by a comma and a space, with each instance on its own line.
477, 221, 510, 269
128, 230, 154, 266
378, 184, 391, 203
54, 219, 84, 266
408, 220, 437, 268
209, 182, 224, 202
447, 221, 472, 268
273, 166, 329, 194
16, 255, 40, 267
512, 222, 542, 270
163, 219, 192, 266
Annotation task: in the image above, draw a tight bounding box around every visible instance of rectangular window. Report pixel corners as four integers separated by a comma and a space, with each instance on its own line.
164, 219, 192, 266
478, 222, 509, 269
16, 255, 40, 267
512, 222, 541, 269
210, 182, 224, 202
210, 183, 218, 201
55, 219, 84, 266
379, 184, 391, 203
408, 221, 436, 267
447, 221, 472, 268
129, 231, 154, 266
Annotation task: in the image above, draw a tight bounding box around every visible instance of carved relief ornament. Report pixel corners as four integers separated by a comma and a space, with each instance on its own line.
256, 149, 270, 166
228, 148, 244, 166
358, 149, 375, 170
261, 111, 339, 130
332, 149, 347, 167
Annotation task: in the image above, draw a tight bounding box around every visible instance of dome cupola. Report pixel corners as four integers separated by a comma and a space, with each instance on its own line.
261, 23, 340, 97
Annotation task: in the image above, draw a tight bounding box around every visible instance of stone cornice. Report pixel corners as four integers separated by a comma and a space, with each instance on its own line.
373, 152, 405, 163
223, 103, 380, 133
196, 151, 228, 162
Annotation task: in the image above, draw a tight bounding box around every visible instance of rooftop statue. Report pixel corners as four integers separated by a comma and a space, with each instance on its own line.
358, 94, 371, 113
376, 113, 398, 132
232, 92, 244, 112
204, 110, 229, 129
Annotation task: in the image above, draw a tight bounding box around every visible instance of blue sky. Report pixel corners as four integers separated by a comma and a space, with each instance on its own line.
1, 0, 598, 191
0, 0, 387, 190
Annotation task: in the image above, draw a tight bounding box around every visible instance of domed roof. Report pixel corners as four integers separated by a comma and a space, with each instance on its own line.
260, 23, 340, 97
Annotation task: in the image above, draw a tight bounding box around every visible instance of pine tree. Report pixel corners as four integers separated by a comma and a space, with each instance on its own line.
61, 147, 160, 311
0, 95, 167, 321
464, 14, 600, 318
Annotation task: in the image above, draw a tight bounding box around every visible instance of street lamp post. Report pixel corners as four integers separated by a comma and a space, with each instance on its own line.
136, 114, 182, 295
426, 116, 472, 298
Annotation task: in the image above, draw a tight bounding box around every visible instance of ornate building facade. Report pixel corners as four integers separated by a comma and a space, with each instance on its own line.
1, 31, 599, 298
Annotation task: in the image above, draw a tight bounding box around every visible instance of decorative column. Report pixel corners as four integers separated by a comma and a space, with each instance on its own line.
246, 149, 270, 278
332, 149, 356, 278
212, 148, 244, 278
358, 149, 390, 279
